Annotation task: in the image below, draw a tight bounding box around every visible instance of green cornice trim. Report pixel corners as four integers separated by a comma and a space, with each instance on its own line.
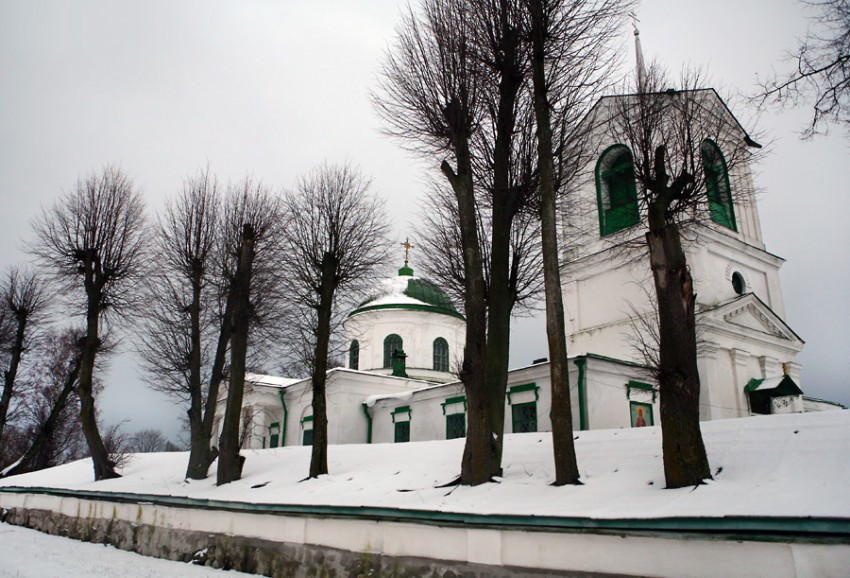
441, 396, 467, 415
391, 405, 411, 423
3, 486, 848, 542
507, 383, 539, 404
627, 380, 658, 403
575, 358, 588, 431
348, 303, 466, 321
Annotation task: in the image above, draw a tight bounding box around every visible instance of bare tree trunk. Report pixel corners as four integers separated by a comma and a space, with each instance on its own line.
441, 143, 491, 486
183, 261, 205, 478
309, 253, 336, 478
646, 223, 711, 488
79, 271, 118, 481
1, 355, 81, 478
217, 225, 254, 485
483, 2, 524, 478
527, 0, 580, 486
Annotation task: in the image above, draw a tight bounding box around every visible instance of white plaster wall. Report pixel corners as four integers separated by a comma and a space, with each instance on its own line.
3, 491, 847, 578
582, 357, 657, 430
345, 309, 464, 376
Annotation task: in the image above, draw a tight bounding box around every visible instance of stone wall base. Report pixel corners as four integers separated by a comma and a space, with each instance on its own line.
0, 506, 603, 578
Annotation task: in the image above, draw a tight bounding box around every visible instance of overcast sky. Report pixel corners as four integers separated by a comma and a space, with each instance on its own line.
1, 0, 847, 442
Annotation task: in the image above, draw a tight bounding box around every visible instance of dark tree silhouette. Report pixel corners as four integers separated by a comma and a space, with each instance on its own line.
603, 65, 763, 487
523, 0, 629, 485
32, 166, 146, 481
0, 267, 47, 450
216, 179, 283, 485
280, 162, 390, 479
137, 169, 226, 480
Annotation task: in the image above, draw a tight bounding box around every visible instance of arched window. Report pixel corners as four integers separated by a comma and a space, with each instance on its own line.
701, 139, 737, 231
433, 337, 449, 372
596, 144, 640, 236
349, 340, 360, 370
383, 334, 403, 368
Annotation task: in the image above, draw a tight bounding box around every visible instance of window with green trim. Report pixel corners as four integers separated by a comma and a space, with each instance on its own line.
433, 337, 449, 372
596, 144, 640, 236
383, 334, 403, 368
269, 422, 280, 448
394, 421, 410, 443
349, 340, 360, 370
446, 413, 466, 439
511, 402, 538, 433
701, 139, 736, 231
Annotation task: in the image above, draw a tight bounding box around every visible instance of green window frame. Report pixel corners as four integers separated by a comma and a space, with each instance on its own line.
446, 413, 466, 439
630, 401, 653, 427
701, 139, 737, 231
394, 421, 410, 443
301, 415, 313, 446
268, 421, 280, 448
383, 334, 403, 368
596, 144, 640, 236
349, 339, 360, 370
433, 337, 449, 372
511, 401, 538, 433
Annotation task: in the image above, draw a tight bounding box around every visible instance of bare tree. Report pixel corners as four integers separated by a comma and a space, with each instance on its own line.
280, 163, 390, 478
377, 0, 543, 485
131, 428, 168, 453
31, 166, 147, 480
1, 329, 86, 477
603, 65, 763, 487
0, 267, 47, 449
216, 179, 283, 485
523, 0, 631, 486
757, 0, 850, 137
137, 169, 226, 480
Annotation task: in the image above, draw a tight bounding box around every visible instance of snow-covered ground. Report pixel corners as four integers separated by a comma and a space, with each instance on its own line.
2, 411, 848, 520
0, 523, 256, 578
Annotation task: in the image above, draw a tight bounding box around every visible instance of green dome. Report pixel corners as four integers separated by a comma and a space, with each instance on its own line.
349, 268, 463, 320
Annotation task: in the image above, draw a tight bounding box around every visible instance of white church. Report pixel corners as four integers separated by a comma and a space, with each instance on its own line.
214, 66, 843, 451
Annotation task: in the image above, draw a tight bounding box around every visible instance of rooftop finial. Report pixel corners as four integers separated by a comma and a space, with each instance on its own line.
400, 237, 414, 267
399, 237, 415, 276
630, 11, 646, 93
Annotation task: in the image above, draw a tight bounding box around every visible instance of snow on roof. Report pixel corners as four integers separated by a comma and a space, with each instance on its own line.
245, 373, 303, 389
3, 411, 849, 520
349, 267, 462, 319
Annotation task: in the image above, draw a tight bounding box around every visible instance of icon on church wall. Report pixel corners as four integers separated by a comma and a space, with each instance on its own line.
630, 402, 653, 427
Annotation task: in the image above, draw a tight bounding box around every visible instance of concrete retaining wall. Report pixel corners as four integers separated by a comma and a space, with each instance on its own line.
2, 488, 849, 578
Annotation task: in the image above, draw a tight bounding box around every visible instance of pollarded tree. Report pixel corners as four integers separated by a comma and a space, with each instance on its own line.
32, 166, 147, 480
216, 179, 283, 485
522, 0, 631, 485
602, 65, 762, 487
0, 267, 47, 450
280, 163, 390, 479
377, 0, 541, 485
757, 0, 850, 137
137, 169, 226, 480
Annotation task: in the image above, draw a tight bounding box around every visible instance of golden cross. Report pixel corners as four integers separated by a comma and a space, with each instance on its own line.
400, 237, 414, 266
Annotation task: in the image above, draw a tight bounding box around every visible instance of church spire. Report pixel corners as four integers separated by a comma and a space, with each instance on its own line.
630, 12, 646, 93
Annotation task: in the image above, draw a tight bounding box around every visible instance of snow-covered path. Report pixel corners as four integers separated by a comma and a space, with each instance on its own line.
0, 523, 255, 578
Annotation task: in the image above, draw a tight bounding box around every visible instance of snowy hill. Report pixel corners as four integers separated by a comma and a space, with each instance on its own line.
3, 411, 849, 521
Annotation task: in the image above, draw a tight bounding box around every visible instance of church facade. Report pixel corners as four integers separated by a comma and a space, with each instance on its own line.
214, 89, 842, 452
